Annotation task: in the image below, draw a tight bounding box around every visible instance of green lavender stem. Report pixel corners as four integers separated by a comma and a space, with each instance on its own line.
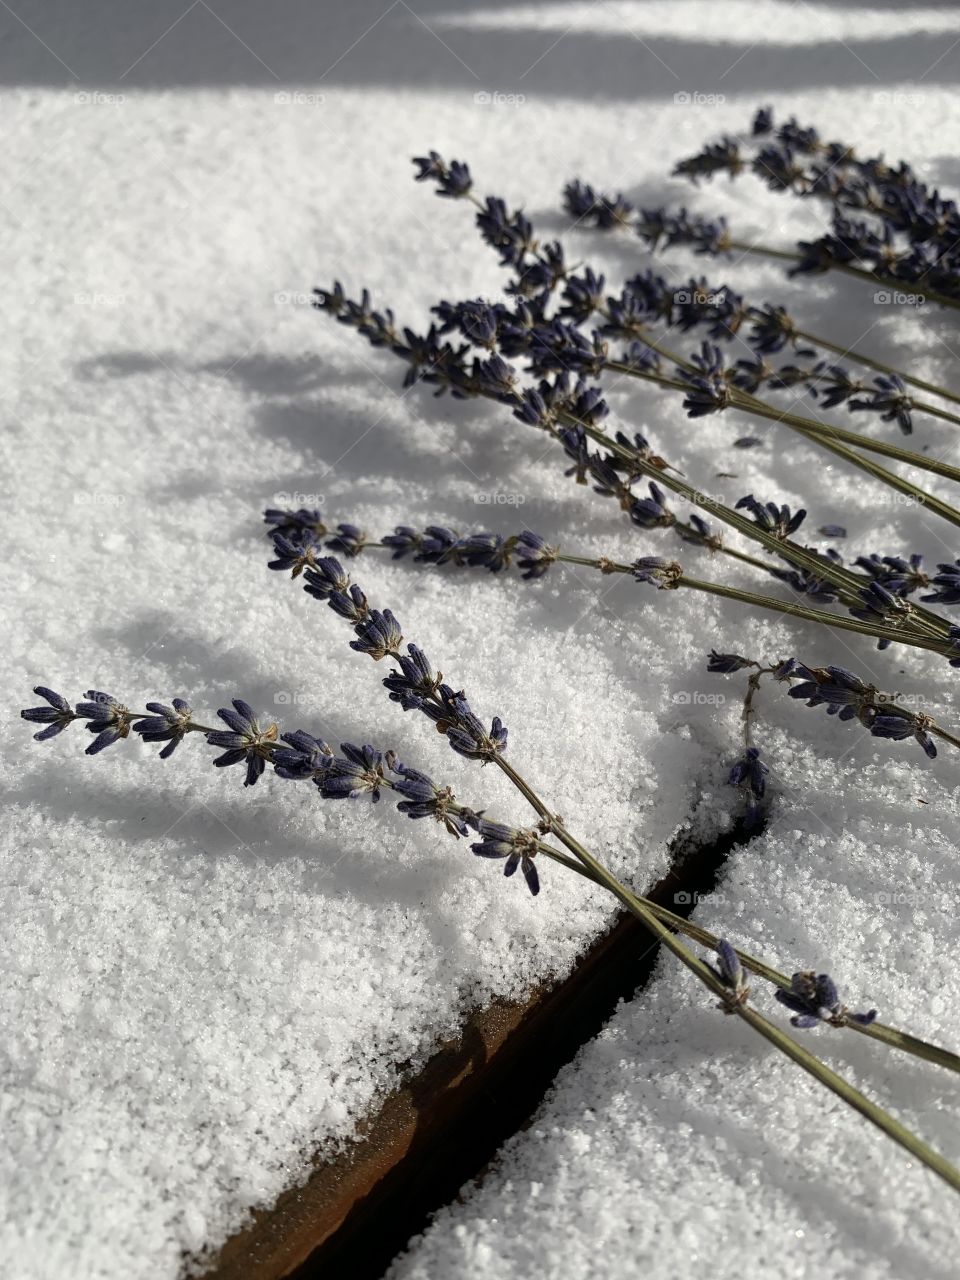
532, 839, 960, 1072
729, 239, 960, 314
492, 757, 960, 1194
792, 329, 960, 414
311, 300, 956, 641
603, 352, 960, 494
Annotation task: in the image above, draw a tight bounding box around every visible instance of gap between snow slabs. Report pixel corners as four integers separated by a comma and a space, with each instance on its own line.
201, 820, 754, 1280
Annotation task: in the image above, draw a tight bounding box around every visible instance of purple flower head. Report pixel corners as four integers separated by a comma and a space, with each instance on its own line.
349, 609, 403, 661
75, 691, 133, 756
21, 686, 77, 743
629, 481, 675, 530
328, 584, 370, 624
206, 699, 279, 787
921, 560, 960, 606
707, 939, 750, 1010
412, 151, 473, 198
471, 819, 540, 895
382, 526, 424, 560
326, 523, 368, 558
272, 730, 334, 781
264, 507, 327, 540
418, 526, 461, 565
303, 556, 352, 602
849, 374, 914, 435
673, 137, 744, 184
735, 493, 806, 539
559, 268, 605, 324
768, 548, 843, 603
458, 532, 512, 573
677, 341, 732, 417
561, 179, 633, 228
707, 652, 755, 674
855, 553, 927, 597
390, 761, 470, 837
445, 694, 508, 762
848, 581, 911, 649
320, 743, 387, 801
475, 196, 536, 269
775, 970, 877, 1029
870, 713, 937, 759
748, 304, 802, 355
728, 746, 768, 829
133, 699, 193, 760
632, 557, 682, 588
515, 531, 559, 579
811, 363, 863, 409
268, 531, 323, 577
383, 643, 441, 712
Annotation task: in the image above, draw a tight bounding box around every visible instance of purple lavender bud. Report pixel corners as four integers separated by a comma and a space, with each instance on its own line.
470, 820, 540, 896
515, 531, 559, 579
132, 699, 193, 760
206, 699, 278, 787
349, 609, 403, 660
632, 557, 682, 588
707, 652, 754, 674
20, 687, 77, 742
75, 691, 133, 756
321, 743, 386, 801
412, 151, 473, 198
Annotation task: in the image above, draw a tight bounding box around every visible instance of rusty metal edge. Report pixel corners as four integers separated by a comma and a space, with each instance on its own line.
198, 835, 727, 1280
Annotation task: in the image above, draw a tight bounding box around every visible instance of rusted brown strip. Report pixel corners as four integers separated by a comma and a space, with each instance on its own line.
201, 831, 734, 1280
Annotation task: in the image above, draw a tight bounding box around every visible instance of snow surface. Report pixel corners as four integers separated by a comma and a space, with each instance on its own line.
3, 2, 960, 1278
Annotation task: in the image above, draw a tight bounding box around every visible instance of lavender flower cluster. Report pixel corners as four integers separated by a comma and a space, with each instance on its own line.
673, 107, 960, 303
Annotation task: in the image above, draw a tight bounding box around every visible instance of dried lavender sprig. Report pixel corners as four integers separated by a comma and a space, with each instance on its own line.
264, 549, 960, 1188
269, 524, 960, 721
524, 292, 960, 483
490, 758, 960, 1194
298, 514, 950, 659
709, 651, 960, 763
22, 679, 958, 1076
564, 183, 960, 409
312, 281, 959, 653
423, 157, 960, 466
670, 113, 960, 311
416, 174, 960, 516
307, 290, 829, 594
311, 287, 957, 648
